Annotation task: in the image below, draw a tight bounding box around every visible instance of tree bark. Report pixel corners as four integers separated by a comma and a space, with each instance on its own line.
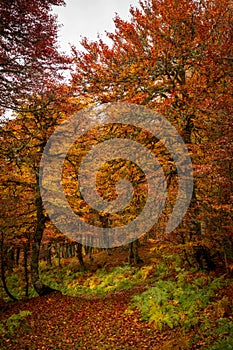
76, 243, 85, 271
128, 239, 142, 265
30, 178, 55, 296
7, 247, 14, 271
54, 243, 61, 267
46, 242, 52, 266
128, 242, 134, 265
0, 232, 17, 301
23, 243, 29, 297
16, 246, 20, 266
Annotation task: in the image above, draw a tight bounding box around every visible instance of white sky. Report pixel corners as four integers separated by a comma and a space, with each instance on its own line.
53, 0, 140, 53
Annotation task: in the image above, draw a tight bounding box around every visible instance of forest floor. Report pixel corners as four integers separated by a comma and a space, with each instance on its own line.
1, 240, 233, 349
0, 287, 171, 349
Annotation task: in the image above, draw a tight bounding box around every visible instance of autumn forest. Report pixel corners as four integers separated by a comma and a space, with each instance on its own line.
0, 0, 233, 349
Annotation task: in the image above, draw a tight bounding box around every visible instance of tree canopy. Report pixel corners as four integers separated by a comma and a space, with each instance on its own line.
0, 0, 67, 111
0, 0, 232, 300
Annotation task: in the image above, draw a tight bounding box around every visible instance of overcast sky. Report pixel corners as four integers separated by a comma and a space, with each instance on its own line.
53, 0, 140, 53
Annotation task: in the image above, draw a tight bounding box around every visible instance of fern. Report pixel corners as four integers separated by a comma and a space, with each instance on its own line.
130, 272, 230, 332
0, 310, 32, 337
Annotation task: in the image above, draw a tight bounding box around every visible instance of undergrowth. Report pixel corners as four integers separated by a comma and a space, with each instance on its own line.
0, 310, 32, 338
40, 262, 154, 297
1, 246, 233, 349
128, 268, 233, 348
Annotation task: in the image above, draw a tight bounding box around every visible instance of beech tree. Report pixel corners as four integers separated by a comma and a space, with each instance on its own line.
0, 83, 86, 296
72, 0, 233, 263
0, 0, 67, 111
0, 83, 90, 295
0, 0, 71, 296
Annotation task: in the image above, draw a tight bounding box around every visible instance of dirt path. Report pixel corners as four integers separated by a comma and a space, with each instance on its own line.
0, 288, 168, 350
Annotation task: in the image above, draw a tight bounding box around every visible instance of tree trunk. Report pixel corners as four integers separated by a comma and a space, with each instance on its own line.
16, 246, 20, 266
30, 178, 55, 296
182, 116, 201, 239
76, 243, 85, 271
55, 243, 61, 267
133, 239, 140, 265
61, 244, 65, 258
128, 239, 142, 265
46, 242, 52, 266
8, 247, 14, 271
128, 242, 134, 265
23, 243, 29, 297
0, 232, 17, 301
67, 243, 73, 258
86, 246, 93, 262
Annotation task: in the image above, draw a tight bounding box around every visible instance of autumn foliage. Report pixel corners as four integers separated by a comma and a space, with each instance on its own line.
72, 0, 233, 255
0, 0, 232, 319
0, 0, 67, 111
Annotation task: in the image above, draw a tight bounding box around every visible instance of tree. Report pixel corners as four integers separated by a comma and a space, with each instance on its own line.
71, 0, 233, 259
0, 83, 85, 295
0, 0, 67, 112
